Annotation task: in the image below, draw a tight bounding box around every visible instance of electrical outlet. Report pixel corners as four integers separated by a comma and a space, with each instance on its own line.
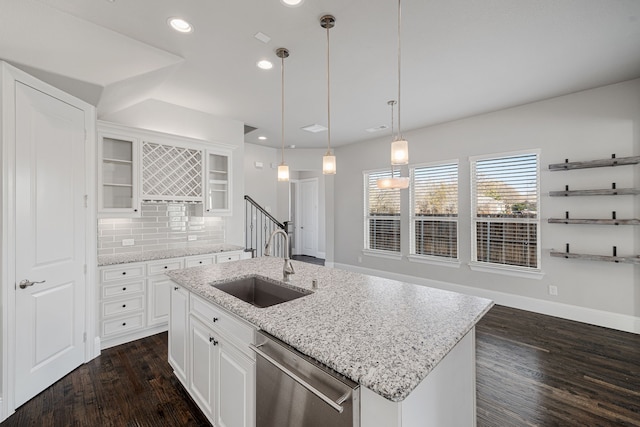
188, 235, 197, 241
122, 239, 134, 247
548, 285, 558, 296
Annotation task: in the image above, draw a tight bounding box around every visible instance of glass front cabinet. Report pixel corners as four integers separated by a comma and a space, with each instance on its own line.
98, 128, 140, 217
205, 148, 232, 216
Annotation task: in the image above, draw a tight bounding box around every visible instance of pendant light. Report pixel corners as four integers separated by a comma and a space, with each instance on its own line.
377, 100, 409, 189
276, 47, 290, 182
390, 0, 409, 166
321, 15, 336, 175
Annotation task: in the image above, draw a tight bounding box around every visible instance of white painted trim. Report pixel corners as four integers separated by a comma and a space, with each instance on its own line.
362, 249, 402, 261
468, 261, 545, 280
407, 255, 461, 268
333, 262, 640, 334
317, 251, 326, 259
100, 324, 168, 350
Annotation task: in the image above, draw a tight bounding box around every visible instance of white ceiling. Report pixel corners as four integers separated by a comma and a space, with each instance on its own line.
2, 0, 640, 149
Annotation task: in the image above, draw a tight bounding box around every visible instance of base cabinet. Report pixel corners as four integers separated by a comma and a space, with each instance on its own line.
170, 282, 256, 427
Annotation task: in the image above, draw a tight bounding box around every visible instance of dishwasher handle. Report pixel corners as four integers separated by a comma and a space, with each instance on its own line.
249, 343, 348, 414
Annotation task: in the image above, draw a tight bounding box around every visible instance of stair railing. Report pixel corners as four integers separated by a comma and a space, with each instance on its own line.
244, 195, 286, 258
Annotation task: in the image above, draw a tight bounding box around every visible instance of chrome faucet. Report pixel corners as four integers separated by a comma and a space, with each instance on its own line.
265, 229, 295, 282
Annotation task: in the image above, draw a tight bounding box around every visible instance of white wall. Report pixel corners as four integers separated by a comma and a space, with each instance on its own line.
333, 79, 640, 331
244, 143, 278, 215
100, 99, 245, 246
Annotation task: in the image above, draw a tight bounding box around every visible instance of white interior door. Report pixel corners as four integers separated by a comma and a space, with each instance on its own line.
298, 179, 318, 257
14, 82, 86, 407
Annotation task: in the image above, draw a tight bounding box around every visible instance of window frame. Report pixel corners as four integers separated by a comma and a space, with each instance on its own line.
409, 159, 460, 267
469, 149, 543, 279
363, 168, 402, 258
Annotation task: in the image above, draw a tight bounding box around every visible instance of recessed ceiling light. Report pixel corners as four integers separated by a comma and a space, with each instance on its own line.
257, 60, 273, 70
258, 136, 267, 140
168, 17, 193, 33
301, 124, 327, 133
280, 0, 304, 7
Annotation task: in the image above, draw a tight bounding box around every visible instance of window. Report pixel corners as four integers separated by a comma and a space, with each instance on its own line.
471, 151, 540, 270
364, 170, 401, 253
410, 162, 458, 260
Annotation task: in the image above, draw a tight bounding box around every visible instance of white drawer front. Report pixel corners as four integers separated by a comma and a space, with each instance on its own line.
216, 253, 240, 263
101, 264, 146, 283
185, 256, 215, 268
190, 293, 255, 357
102, 313, 145, 337
102, 295, 145, 317
148, 259, 184, 275
102, 280, 145, 299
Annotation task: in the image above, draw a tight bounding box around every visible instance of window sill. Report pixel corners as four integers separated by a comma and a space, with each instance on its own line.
362, 249, 402, 261
408, 255, 461, 268
468, 262, 545, 280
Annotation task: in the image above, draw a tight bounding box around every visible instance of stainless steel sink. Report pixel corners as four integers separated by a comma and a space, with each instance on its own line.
212, 275, 311, 308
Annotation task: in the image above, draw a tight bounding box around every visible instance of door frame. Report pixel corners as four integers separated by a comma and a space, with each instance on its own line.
292, 177, 319, 258
0, 62, 97, 421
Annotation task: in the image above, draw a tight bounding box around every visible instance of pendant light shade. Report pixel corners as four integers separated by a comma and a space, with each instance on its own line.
276, 47, 290, 182
321, 15, 336, 175
391, 139, 409, 165
377, 100, 409, 190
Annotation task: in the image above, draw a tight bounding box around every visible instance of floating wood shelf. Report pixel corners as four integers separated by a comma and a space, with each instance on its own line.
548, 218, 640, 225
550, 251, 640, 265
549, 155, 640, 171
549, 188, 640, 197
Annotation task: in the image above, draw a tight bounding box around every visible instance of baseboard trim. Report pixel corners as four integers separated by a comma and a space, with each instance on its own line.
333, 263, 640, 334
100, 324, 168, 350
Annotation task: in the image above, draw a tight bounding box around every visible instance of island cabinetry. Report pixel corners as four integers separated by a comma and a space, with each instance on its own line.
168, 285, 256, 427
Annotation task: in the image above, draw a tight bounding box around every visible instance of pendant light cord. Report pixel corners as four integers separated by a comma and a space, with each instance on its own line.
281, 54, 285, 164
397, 0, 402, 141
326, 24, 331, 153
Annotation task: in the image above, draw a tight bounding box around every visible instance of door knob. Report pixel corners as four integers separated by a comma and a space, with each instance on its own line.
19, 279, 46, 289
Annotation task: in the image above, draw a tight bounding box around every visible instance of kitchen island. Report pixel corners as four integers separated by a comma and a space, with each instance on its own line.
167, 257, 493, 426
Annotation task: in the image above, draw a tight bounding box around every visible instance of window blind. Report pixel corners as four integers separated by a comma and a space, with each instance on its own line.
364, 170, 401, 252
411, 163, 458, 259
472, 153, 539, 269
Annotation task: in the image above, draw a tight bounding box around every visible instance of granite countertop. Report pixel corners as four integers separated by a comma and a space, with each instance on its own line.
167, 257, 493, 402
97, 244, 245, 266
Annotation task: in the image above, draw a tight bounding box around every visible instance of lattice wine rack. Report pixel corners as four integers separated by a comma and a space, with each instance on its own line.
142, 142, 203, 200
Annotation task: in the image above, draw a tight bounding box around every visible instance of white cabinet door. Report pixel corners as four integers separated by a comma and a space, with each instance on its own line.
169, 284, 189, 385
205, 149, 232, 216
189, 316, 218, 420
216, 340, 256, 427
147, 276, 172, 326
97, 127, 140, 217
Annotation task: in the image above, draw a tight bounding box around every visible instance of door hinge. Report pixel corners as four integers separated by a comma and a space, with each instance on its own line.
84, 194, 88, 208
83, 332, 87, 343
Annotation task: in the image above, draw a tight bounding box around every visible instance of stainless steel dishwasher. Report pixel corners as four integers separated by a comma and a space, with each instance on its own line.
250, 330, 360, 427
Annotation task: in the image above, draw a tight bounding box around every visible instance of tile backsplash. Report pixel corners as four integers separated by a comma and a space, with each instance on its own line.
98, 203, 225, 256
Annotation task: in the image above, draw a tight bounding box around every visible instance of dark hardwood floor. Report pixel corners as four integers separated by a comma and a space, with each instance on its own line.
291, 255, 325, 266
2, 305, 639, 426
477, 306, 640, 426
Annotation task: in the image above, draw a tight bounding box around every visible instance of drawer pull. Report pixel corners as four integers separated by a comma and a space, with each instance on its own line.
122, 287, 127, 291
199, 261, 203, 264
122, 272, 126, 275
122, 322, 126, 326
122, 304, 126, 308
164, 266, 168, 269
209, 337, 218, 346
212, 317, 219, 323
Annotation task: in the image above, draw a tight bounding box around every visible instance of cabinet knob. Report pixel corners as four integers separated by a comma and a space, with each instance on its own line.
122, 322, 127, 326
164, 266, 168, 269
199, 261, 203, 264
122, 272, 127, 275
122, 304, 126, 308
212, 317, 219, 323
122, 287, 127, 291
134, 209, 138, 212
209, 337, 218, 346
